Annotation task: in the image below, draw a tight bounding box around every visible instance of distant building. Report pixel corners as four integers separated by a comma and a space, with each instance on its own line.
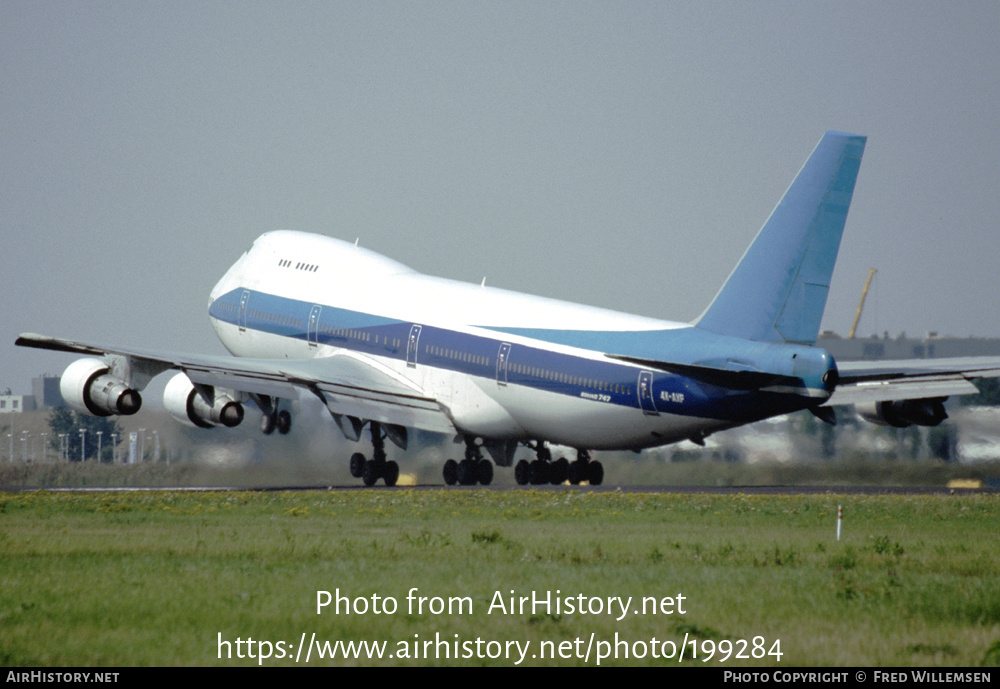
818, 332, 1000, 361
32, 375, 64, 408
0, 375, 64, 414
0, 392, 36, 413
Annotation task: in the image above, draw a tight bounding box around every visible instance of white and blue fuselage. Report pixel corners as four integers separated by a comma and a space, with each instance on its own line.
207, 230, 835, 451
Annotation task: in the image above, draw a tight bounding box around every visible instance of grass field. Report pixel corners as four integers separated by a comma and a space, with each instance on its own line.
2, 488, 999, 666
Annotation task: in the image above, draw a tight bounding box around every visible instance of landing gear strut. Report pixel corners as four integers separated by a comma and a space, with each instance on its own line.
568, 449, 603, 485
442, 437, 493, 486
258, 396, 291, 436
349, 421, 399, 487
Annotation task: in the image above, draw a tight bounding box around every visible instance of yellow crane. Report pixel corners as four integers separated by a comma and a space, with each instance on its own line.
848, 268, 877, 338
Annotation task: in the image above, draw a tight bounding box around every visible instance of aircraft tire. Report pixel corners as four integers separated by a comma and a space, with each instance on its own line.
276, 410, 292, 435
362, 460, 380, 487
550, 458, 569, 485
589, 461, 604, 486
260, 413, 276, 435
350, 452, 366, 478
529, 459, 549, 485
443, 459, 458, 486
477, 459, 493, 485
383, 461, 399, 487
567, 460, 582, 485
457, 459, 476, 486
514, 460, 530, 485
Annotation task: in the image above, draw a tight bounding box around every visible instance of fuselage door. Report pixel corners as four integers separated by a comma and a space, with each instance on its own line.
307, 305, 322, 347
406, 324, 422, 367
496, 342, 511, 386
638, 370, 658, 415
238, 290, 250, 331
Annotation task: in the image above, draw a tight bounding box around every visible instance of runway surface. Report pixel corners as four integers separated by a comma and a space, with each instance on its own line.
6, 483, 996, 495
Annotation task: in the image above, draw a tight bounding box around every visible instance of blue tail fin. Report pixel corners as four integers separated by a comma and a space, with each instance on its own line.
695, 131, 866, 345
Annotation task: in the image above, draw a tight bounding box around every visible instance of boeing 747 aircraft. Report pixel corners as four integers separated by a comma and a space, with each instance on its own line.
17, 132, 1000, 485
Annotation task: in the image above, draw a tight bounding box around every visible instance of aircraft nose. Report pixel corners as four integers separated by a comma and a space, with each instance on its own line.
209, 258, 242, 307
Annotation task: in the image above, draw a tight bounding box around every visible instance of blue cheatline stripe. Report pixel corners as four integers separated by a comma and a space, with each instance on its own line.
209, 288, 648, 409
208, 288, 825, 423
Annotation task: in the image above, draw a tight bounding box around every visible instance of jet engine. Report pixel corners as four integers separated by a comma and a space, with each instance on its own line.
856, 398, 948, 428
60, 358, 142, 417
163, 372, 244, 428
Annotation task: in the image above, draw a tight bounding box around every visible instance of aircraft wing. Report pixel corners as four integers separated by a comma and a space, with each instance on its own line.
822, 357, 1000, 406
15, 333, 456, 434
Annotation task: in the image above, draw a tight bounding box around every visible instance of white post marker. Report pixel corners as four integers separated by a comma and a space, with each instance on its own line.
836, 504, 843, 541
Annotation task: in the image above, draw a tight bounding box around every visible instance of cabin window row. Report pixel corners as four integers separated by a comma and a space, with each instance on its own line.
416, 340, 633, 396
425, 344, 489, 367
250, 310, 303, 329
507, 362, 630, 395
247, 312, 402, 348
277, 259, 320, 272
316, 323, 402, 348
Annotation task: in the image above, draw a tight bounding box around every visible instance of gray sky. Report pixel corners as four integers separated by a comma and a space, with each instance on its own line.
3, 1, 999, 389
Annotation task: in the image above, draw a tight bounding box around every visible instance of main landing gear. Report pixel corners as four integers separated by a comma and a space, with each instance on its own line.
260, 409, 292, 435
442, 437, 494, 486
514, 446, 603, 486
256, 395, 291, 436
255, 396, 401, 487
348, 421, 400, 486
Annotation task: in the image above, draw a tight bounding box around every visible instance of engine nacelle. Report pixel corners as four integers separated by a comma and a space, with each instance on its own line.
60, 358, 142, 417
163, 372, 244, 428
856, 398, 949, 428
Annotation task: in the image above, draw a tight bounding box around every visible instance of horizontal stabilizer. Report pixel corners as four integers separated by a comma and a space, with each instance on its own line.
824, 356, 1000, 406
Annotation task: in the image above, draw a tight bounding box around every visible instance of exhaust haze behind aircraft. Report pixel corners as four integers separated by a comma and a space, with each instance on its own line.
18, 132, 1000, 485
